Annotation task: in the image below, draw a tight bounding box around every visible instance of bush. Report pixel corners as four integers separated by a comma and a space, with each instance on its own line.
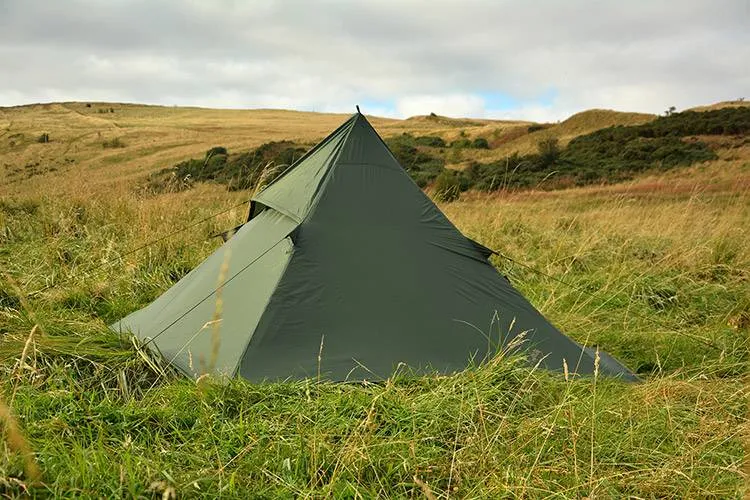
145, 141, 306, 194
472, 138, 489, 149
451, 138, 472, 149
433, 170, 461, 202
205, 146, 228, 158
143, 107, 741, 196
537, 137, 560, 166
385, 134, 446, 186
37, 133, 50, 143
414, 135, 446, 147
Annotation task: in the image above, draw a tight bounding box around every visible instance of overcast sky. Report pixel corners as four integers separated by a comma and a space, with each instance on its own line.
1, 0, 748, 121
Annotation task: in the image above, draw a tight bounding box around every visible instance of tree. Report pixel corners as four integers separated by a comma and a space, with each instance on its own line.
665, 106, 676, 116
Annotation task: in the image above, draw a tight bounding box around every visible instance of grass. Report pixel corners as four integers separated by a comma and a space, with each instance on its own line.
0, 102, 748, 497
0, 102, 655, 197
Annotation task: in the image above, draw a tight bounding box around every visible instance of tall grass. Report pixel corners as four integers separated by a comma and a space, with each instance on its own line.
1, 170, 748, 496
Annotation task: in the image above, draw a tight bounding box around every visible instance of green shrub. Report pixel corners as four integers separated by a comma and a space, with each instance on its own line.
385, 134, 445, 186
205, 146, 228, 158
472, 137, 489, 149
537, 137, 560, 166
145, 141, 306, 194
143, 107, 743, 196
451, 138, 472, 149
414, 135, 446, 147
37, 133, 50, 143
433, 170, 461, 202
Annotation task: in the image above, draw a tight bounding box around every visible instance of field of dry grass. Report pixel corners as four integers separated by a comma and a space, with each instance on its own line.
0, 102, 657, 195
0, 101, 748, 497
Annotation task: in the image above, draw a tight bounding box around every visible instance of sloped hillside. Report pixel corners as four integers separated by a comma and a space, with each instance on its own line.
1, 102, 743, 199
688, 99, 749, 112
0, 103, 516, 196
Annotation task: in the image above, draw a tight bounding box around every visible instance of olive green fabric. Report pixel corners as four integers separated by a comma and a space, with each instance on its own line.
254, 117, 354, 222
240, 115, 635, 381
112, 208, 297, 377
113, 113, 636, 382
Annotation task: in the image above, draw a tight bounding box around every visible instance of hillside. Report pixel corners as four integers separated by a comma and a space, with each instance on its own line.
468, 108, 655, 160
1, 102, 663, 197
688, 99, 749, 112
0, 102, 515, 196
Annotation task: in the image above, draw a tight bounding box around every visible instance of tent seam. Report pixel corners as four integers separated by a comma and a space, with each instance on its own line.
230, 235, 298, 378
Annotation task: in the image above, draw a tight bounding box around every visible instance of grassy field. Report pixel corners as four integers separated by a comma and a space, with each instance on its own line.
0, 102, 654, 196
1, 103, 748, 497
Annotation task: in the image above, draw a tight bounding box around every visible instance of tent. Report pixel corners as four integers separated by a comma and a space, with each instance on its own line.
112, 112, 636, 382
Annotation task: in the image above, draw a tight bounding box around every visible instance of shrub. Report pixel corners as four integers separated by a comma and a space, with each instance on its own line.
385, 134, 445, 186
205, 146, 228, 158
145, 142, 306, 194
433, 170, 461, 202
451, 138, 472, 149
37, 133, 50, 143
414, 135, 446, 147
537, 137, 560, 166
472, 137, 489, 149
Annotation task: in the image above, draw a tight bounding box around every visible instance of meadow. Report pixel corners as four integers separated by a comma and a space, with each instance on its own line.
0, 102, 748, 498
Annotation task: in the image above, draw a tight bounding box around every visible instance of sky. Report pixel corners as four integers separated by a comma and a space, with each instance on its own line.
1, 0, 748, 122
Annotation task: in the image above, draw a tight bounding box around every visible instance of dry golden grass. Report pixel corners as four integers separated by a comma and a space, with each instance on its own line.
689, 100, 750, 112
0, 102, 661, 196
0, 102, 513, 196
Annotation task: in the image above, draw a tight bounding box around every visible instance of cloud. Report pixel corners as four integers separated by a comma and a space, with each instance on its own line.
0, 0, 748, 120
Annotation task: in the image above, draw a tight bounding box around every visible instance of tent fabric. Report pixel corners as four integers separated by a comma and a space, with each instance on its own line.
112, 208, 297, 377
113, 112, 637, 382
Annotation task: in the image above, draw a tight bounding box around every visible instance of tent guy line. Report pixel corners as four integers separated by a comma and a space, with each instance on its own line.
133, 233, 284, 350
24, 198, 251, 298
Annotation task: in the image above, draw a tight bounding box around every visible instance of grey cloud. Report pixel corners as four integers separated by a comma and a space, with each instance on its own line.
1, 0, 748, 118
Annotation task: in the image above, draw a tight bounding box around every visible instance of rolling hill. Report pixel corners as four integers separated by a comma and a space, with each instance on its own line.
0, 101, 695, 197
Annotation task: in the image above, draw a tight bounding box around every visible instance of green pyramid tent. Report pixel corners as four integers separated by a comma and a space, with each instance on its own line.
112, 112, 636, 382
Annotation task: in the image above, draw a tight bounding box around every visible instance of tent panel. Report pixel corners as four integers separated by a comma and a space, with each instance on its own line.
253, 116, 354, 222
113, 208, 297, 377
241, 156, 636, 381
